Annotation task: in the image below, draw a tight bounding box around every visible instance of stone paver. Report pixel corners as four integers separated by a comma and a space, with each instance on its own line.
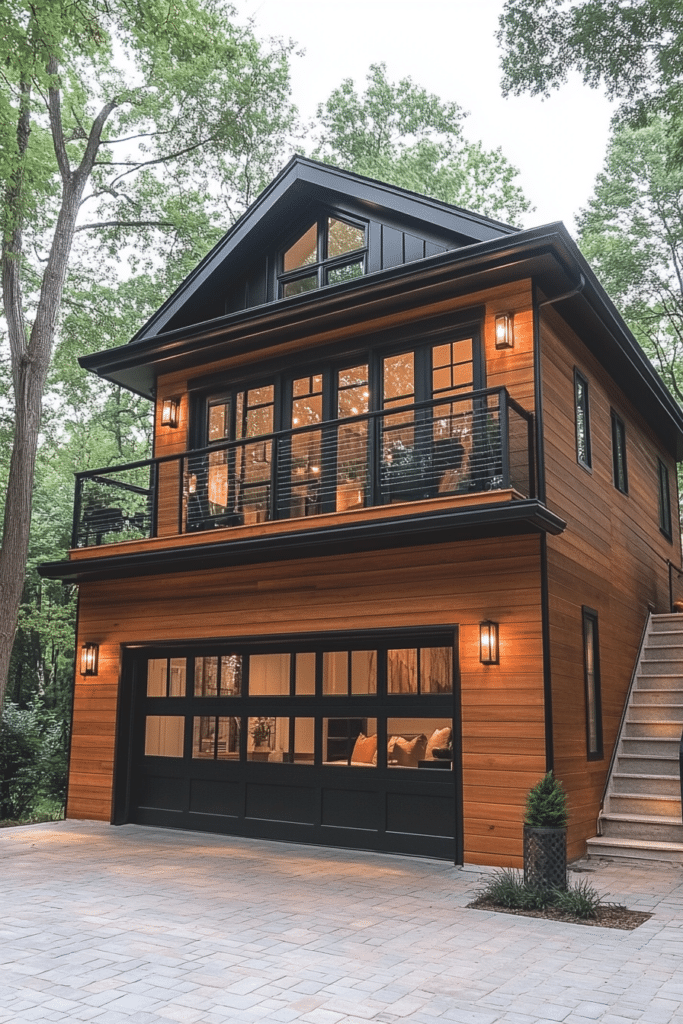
0, 822, 682, 1023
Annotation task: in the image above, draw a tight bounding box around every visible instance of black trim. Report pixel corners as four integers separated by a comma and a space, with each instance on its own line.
40, 500, 567, 584
532, 281, 546, 503
112, 645, 137, 824
658, 457, 673, 541
540, 534, 554, 771
582, 606, 604, 761
574, 368, 592, 471
610, 409, 628, 494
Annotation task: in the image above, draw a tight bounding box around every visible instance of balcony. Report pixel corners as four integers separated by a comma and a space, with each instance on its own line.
71, 388, 536, 551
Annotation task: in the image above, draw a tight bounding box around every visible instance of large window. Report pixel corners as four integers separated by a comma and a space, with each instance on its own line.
142, 637, 455, 770
574, 369, 592, 470
582, 608, 603, 760
279, 215, 367, 298
190, 328, 481, 528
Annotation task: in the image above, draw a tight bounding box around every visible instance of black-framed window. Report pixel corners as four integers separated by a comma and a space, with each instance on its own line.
279, 214, 367, 298
658, 457, 672, 539
610, 410, 628, 494
574, 369, 591, 470
141, 630, 456, 770
582, 607, 603, 760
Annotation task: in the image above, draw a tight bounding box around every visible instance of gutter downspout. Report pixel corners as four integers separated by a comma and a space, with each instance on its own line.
534, 273, 586, 772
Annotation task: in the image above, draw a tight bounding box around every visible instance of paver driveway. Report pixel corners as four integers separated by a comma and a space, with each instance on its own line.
1, 820, 682, 1024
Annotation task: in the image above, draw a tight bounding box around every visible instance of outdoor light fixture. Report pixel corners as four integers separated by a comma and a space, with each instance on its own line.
479, 621, 499, 665
161, 396, 180, 428
494, 313, 514, 349
80, 642, 99, 677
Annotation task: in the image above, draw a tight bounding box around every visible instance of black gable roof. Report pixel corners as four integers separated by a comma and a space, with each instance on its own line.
127, 155, 518, 344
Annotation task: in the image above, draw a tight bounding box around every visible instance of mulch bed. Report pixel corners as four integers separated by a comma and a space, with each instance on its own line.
467, 896, 651, 930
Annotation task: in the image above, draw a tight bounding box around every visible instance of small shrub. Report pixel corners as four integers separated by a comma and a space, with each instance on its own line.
524, 771, 569, 828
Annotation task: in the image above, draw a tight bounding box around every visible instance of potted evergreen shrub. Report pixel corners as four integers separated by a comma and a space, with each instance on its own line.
523, 771, 568, 891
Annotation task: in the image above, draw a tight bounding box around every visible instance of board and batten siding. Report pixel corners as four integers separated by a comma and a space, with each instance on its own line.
68, 534, 545, 866
541, 305, 681, 860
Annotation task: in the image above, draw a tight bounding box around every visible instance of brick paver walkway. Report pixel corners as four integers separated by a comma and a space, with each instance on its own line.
1, 821, 682, 1023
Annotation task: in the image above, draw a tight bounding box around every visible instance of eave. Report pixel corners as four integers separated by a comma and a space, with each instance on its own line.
38, 499, 566, 584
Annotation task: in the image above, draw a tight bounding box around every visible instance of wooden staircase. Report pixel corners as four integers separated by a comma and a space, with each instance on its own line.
586, 613, 683, 864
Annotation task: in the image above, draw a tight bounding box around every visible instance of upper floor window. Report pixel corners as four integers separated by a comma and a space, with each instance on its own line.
658, 457, 672, 539
574, 369, 591, 470
279, 215, 366, 298
610, 410, 628, 494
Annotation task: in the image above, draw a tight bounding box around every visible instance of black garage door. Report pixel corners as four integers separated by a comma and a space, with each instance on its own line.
115, 631, 461, 861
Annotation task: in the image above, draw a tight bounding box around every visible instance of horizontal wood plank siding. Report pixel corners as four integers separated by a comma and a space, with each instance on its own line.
68, 535, 545, 866
541, 306, 680, 860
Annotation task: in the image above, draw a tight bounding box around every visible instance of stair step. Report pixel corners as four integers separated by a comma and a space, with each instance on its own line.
647, 633, 683, 646
632, 689, 683, 705
598, 812, 683, 843
623, 720, 683, 738
607, 793, 682, 816
628, 700, 683, 716
633, 672, 683, 688
617, 754, 679, 775
651, 614, 683, 631
620, 736, 680, 755
586, 835, 683, 864
612, 773, 681, 796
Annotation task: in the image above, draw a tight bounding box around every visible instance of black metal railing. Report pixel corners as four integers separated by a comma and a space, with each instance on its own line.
72, 387, 535, 548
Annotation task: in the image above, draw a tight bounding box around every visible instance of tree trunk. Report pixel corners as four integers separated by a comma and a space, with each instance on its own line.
0, 180, 89, 706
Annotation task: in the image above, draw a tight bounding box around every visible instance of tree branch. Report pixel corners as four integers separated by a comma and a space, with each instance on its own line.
74, 219, 176, 232
46, 56, 71, 182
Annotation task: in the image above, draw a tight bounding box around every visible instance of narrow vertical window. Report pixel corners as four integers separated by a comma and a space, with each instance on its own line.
610, 411, 628, 494
582, 608, 603, 760
574, 369, 591, 470
658, 458, 672, 539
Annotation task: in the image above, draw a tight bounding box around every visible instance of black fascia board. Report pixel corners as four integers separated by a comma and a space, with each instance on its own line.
123, 155, 518, 346
39, 499, 566, 584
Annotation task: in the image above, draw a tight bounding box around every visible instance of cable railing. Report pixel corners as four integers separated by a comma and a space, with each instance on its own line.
72, 387, 535, 548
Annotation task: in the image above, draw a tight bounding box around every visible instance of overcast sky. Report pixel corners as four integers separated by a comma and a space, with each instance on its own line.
237, 0, 615, 233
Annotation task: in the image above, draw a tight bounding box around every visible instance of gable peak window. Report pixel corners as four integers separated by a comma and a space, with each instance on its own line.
280, 215, 366, 298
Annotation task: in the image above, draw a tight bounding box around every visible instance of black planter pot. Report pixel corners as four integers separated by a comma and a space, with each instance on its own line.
523, 825, 567, 890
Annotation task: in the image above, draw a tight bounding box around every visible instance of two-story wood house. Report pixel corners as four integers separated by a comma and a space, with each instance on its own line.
40, 156, 683, 866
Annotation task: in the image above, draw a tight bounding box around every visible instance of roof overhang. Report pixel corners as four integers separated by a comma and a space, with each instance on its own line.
39, 500, 566, 584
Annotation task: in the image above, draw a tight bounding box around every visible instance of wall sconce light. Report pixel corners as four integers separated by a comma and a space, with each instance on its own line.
479, 621, 499, 665
80, 642, 99, 677
495, 313, 514, 349
161, 397, 180, 428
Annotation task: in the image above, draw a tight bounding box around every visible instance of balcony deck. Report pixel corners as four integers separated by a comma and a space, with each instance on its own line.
45, 387, 558, 581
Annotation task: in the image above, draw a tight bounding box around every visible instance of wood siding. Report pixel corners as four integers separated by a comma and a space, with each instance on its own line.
68, 535, 545, 866
541, 305, 681, 860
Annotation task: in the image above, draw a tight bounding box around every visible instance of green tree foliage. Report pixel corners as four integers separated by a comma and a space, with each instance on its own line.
497, 1, 683, 143
577, 118, 683, 405
524, 771, 569, 827
0, 701, 67, 820
0, 0, 296, 705
312, 63, 531, 225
